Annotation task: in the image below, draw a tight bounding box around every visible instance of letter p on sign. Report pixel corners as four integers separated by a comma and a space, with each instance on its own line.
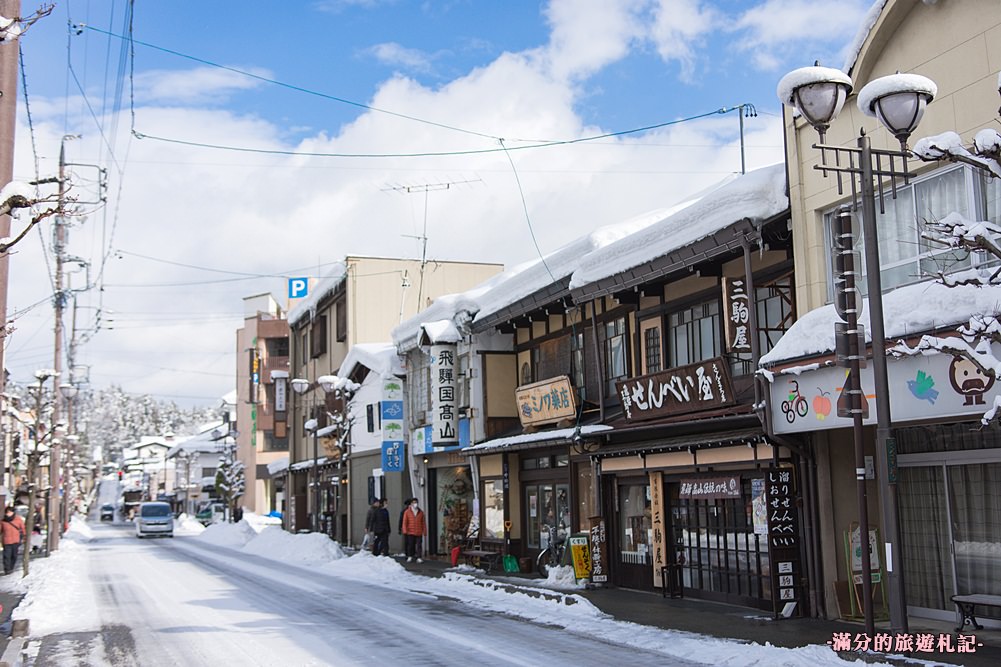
288, 277, 308, 299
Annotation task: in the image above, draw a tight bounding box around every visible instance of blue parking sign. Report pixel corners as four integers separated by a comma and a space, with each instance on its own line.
288, 277, 308, 299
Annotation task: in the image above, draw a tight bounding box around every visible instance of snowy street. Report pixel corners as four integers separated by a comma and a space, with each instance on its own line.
20, 520, 701, 666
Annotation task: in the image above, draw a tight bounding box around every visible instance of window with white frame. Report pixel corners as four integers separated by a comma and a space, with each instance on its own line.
825, 165, 1001, 295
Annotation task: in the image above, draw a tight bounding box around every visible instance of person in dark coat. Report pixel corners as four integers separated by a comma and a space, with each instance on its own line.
370, 499, 392, 556
398, 498, 413, 535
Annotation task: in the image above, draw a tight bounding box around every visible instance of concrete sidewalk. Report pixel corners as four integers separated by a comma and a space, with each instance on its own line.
397, 555, 1001, 667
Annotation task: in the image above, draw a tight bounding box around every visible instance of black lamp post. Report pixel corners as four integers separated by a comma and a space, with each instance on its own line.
778, 65, 936, 635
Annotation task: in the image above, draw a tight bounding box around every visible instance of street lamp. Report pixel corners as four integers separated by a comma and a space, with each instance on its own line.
778, 65, 935, 635
291, 378, 322, 533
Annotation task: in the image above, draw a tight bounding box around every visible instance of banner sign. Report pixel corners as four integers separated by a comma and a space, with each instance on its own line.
768, 342, 1001, 434
516, 376, 577, 427
381, 378, 405, 472
274, 377, 287, 413
569, 534, 592, 580
381, 441, 403, 472
650, 471, 667, 587
588, 516, 608, 584
766, 467, 802, 618
617, 357, 735, 422
679, 475, 741, 500
723, 277, 752, 353
430, 344, 458, 446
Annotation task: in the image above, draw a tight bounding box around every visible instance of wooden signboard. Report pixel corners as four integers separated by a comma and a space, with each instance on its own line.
616, 358, 736, 422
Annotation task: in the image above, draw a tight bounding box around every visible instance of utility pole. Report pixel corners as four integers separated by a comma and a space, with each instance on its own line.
0, 0, 21, 399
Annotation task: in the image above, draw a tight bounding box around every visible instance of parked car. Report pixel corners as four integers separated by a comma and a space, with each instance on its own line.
135, 501, 174, 538
99, 504, 115, 521
196, 502, 226, 526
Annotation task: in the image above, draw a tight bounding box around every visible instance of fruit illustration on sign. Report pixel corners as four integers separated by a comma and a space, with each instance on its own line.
813, 390, 832, 420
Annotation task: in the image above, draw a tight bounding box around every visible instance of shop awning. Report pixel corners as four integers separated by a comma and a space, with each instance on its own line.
596, 426, 767, 459
462, 424, 612, 456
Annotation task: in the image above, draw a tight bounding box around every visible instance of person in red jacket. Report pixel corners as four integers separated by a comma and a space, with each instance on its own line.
2, 506, 26, 574
401, 498, 426, 563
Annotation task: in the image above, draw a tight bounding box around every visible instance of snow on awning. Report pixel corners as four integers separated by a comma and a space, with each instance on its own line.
269, 370, 289, 380
419, 319, 461, 345
266, 457, 289, 476
290, 457, 330, 471
463, 425, 612, 456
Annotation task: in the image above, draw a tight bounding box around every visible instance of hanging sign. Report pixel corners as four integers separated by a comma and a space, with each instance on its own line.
678, 475, 741, 500
430, 344, 458, 446
722, 277, 752, 353
274, 377, 287, 413
380, 377, 406, 472
381, 442, 403, 472
515, 376, 577, 427
650, 471, 668, 587
588, 516, 608, 584
617, 357, 735, 422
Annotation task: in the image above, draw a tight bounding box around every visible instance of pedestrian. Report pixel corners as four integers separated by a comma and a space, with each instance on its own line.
398, 498, 412, 535
363, 499, 380, 551
402, 498, 426, 563
1, 506, 25, 574
370, 499, 391, 556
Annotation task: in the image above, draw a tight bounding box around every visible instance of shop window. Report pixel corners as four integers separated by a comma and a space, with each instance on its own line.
555, 454, 568, 467
603, 317, 628, 396
668, 300, 720, 368
576, 465, 593, 532
619, 483, 651, 565
824, 165, 1001, 296
482, 479, 505, 540
409, 349, 430, 422
643, 325, 662, 374
335, 297, 347, 342
571, 331, 586, 400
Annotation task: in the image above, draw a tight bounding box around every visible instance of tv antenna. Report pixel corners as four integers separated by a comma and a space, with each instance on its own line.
383, 178, 481, 308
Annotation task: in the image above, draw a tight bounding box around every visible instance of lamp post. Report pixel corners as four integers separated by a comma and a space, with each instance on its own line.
778, 66, 936, 635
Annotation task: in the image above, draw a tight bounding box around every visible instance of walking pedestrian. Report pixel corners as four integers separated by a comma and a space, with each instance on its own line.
402, 498, 426, 563
2, 506, 25, 574
371, 499, 391, 556
363, 499, 380, 551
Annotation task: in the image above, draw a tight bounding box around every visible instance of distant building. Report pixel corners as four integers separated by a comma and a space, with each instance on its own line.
235, 293, 289, 515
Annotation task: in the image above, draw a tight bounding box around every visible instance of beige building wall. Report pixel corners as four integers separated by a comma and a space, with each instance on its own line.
783, 0, 1001, 313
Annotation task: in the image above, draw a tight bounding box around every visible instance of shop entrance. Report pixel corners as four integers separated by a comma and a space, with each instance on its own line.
524, 483, 570, 554
669, 479, 771, 609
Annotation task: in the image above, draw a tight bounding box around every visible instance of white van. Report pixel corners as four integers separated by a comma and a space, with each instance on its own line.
135, 501, 174, 538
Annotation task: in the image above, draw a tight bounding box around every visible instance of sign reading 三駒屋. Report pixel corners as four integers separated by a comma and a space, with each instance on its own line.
650, 471, 668, 587
515, 376, 577, 427
430, 344, 458, 446
722, 277, 752, 353
617, 358, 735, 422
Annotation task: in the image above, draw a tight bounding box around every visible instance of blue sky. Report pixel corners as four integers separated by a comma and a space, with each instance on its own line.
6, 0, 873, 405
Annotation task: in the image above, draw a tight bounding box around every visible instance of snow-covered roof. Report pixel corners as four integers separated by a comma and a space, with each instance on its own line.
290, 456, 330, 471
287, 263, 347, 327
420, 319, 461, 344
569, 163, 787, 292
760, 270, 1001, 366
337, 343, 405, 380
841, 0, 887, 74
463, 425, 612, 453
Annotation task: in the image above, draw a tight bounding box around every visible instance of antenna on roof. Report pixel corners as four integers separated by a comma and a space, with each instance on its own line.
383, 178, 482, 310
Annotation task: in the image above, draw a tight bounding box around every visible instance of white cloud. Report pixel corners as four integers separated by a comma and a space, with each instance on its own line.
133, 65, 269, 105
544, 0, 646, 80
730, 0, 870, 71
365, 42, 438, 74
647, 0, 717, 81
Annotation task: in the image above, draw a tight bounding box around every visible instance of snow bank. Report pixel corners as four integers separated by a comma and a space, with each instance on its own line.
175, 513, 206, 536
197, 520, 258, 548
242, 526, 346, 563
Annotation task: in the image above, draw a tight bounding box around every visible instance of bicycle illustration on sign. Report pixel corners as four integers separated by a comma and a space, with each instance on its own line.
781, 380, 809, 423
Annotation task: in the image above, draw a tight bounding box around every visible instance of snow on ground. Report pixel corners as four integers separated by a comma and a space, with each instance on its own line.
3, 515, 960, 667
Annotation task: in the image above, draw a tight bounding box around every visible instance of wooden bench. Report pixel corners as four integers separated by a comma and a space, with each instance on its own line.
462, 549, 501, 573
951, 594, 1001, 632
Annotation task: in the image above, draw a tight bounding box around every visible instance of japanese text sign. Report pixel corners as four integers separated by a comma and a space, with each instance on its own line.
381, 441, 403, 472
766, 467, 802, 617
616, 357, 735, 422
430, 344, 458, 446
678, 475, 741, 500
515, 376, 577, 427
722, 277, 752, 353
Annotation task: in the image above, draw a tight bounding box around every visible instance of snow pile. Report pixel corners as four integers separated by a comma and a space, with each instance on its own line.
242, 526, 346, 563
197, 519, 258, 548
3, 522, 98, 635
64, 515, 94, 542
175, 513, 206, 535
242, 511, 282, 533
543, 565, 585, 589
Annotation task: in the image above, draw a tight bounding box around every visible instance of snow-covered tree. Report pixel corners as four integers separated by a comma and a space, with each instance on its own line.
889, 75, 1001, 424
215, 444, 245, 521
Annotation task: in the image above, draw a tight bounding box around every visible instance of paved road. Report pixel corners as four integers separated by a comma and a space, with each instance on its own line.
23, 521, 704, 666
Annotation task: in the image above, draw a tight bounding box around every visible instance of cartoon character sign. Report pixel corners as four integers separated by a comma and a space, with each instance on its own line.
948, 356, 995, 406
